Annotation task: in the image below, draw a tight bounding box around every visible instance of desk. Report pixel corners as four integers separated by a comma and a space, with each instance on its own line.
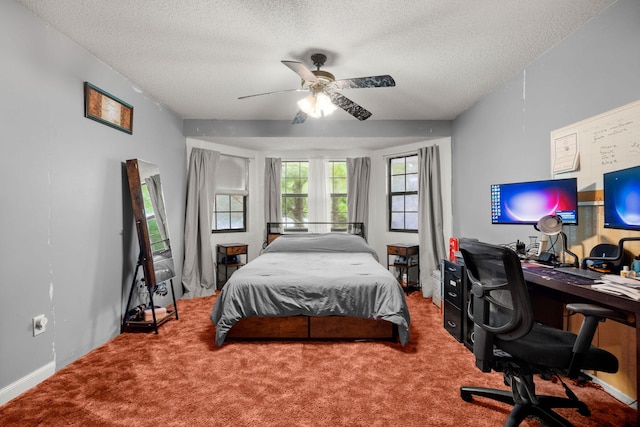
523, 265, 639, 420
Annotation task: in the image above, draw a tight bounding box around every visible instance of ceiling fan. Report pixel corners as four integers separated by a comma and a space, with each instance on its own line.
238, 53, 396, 124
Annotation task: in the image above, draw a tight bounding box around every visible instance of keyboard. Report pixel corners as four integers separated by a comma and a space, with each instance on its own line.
555, 267, 604, 280
521, 264, 596, 285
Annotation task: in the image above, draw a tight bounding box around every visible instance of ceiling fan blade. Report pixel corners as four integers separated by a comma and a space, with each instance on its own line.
292, 111, 308, 125
238, 88, 307, 100
281, 60, 318, 82
328, 93, 372, 121
333, 75, 396, 90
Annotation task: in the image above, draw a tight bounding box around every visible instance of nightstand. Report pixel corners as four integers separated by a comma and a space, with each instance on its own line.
387, 244, 420, 293
216, 243, 248, 289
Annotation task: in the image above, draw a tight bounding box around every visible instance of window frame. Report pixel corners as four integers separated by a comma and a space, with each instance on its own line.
210, 154, 249, 234
388, 154, 419, 233
212, 193, 247, 233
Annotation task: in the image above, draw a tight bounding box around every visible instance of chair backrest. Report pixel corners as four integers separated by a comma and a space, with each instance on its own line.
459, 239, 535, 372
582, 243, 629, 272
589, 243, 618, 258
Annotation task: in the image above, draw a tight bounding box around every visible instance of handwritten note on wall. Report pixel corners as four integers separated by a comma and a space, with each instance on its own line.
551, 99, 640, 200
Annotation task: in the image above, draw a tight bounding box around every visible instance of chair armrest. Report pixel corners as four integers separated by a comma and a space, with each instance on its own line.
566, 303, 627, 322
565, 303, 626, 378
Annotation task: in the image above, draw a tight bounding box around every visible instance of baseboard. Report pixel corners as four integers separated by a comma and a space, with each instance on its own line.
0, 361, 55, 406
587, 374, 637, 409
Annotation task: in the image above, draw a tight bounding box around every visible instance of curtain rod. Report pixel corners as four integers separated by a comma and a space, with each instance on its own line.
279, 156, 352, 161
382, 150, 419, 160
382, 143, 439, 160
190, 146, 255, 161
220, 153, 255, 161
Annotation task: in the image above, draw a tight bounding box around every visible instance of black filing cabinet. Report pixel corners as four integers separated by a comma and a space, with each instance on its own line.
442, 260, 473, 349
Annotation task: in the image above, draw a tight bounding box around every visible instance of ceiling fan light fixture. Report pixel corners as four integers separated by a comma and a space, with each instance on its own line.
241, 53, 394, 124
311, 70, 335, 83
297, 92, 337, 118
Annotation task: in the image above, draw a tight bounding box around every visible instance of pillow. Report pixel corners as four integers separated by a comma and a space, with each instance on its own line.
262, 233, 378, 259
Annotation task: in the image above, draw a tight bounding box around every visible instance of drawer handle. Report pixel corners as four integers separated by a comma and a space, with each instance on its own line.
447, 320, 457, 328
447, 292, 458, 298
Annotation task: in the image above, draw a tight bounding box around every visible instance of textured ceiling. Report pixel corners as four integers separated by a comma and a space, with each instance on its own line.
18, 0, 614, 124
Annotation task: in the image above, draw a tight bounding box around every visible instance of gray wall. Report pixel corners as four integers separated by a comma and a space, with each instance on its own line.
452, 0, 640, 245
0, 0, 187, 397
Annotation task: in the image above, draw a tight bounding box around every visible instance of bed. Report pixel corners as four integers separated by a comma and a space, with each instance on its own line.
210, 226, 410, 346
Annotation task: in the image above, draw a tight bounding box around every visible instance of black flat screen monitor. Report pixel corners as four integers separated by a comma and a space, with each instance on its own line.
604, 165, 640, 231
491, 177, 578, 225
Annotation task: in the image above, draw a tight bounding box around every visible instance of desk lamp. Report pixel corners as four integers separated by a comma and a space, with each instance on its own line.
535, 214, 579, 267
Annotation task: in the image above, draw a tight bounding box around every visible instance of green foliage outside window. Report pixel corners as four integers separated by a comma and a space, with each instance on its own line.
141, 183, 169, 252
328, 161, 347, 225
281, 161, 309, 226
281, 160, 348, 229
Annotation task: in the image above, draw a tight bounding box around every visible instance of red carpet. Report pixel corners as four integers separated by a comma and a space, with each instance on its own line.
0, 293, 635, 426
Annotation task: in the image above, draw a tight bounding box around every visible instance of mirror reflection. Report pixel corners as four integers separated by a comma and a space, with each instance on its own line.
128, 159, 176, 285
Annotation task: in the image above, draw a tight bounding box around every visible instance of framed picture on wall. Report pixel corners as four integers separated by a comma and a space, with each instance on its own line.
84, 82, 133, 134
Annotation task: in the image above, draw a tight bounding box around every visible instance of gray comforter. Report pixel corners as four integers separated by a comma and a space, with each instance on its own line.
210, 233, 410, 346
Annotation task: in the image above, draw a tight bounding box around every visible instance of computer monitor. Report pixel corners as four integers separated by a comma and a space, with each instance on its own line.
491, 177, 578, 225
604, 165, 640, 231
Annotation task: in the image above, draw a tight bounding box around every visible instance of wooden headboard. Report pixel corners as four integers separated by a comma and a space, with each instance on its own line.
265, 222, 366, 247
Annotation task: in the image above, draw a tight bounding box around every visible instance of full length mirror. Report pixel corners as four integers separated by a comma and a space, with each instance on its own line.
126, 159, 176, 286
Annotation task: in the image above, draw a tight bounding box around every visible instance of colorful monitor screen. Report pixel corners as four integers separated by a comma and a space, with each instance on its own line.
491, 178, 578, 225
604, 165, 640, 231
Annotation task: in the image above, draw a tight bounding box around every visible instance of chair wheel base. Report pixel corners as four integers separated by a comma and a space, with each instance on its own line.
460, 385, 590, 427
577, 405, 591, 417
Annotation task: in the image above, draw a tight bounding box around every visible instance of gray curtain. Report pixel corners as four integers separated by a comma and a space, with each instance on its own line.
182, 148, 220, 298
347, 157, 371, 238
145, 174, 168, 243
418, 146, 447, 298
264, 157, 282, 236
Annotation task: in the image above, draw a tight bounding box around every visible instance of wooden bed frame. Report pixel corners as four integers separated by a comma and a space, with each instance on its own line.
265, 221, 366, 245
227, 315, 398, 342
225, 222, 398, 343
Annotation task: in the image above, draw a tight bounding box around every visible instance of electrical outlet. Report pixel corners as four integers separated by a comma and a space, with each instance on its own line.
33, 314, 48, 336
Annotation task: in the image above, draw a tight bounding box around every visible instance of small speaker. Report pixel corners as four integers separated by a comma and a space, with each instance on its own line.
538, 252, 556, 265
221, 255, 239, 264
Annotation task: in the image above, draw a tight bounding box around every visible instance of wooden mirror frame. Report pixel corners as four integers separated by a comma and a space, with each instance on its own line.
126, 159, 158, 287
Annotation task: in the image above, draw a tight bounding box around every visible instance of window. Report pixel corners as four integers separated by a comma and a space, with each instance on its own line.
214, 194, 246, 232
328, 161, 347, 225
141, 182, 169, 252
389, 154, 419, 232
212, 155, 248, 233
281, 161, 308, 228
280, 160, 348, 230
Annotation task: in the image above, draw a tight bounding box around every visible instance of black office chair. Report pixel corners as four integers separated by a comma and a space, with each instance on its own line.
458, 239, 625, 427
580, 242, 630, 274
